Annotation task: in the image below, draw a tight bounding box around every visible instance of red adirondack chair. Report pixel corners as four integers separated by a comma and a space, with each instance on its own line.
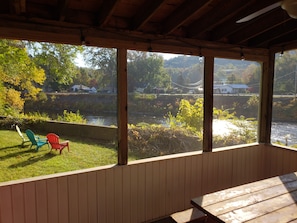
46, 133, 69, 154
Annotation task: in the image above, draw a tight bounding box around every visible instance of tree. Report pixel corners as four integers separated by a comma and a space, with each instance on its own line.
274, 50, 297, 94
83, 47, 117, 92
73, 67, 104, 89
242, 64, 261, 93
28, 42, 82, 92
127, 51, 170, 92
0, 39, 45, 114
83, 48, 170, 93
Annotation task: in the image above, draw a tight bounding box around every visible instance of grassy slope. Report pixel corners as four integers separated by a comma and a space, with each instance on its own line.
0, 130, 117, 182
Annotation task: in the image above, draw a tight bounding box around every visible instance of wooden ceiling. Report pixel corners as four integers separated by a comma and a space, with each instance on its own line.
0, 0, 297, 55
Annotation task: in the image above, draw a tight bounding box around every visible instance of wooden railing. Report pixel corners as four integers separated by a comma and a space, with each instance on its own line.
1, 144, 297, 223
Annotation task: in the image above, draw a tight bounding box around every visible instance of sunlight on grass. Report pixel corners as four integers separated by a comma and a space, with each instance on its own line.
0, 130, 117, 182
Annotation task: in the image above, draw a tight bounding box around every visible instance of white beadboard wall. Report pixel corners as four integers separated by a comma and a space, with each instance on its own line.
1, 144, 297, 223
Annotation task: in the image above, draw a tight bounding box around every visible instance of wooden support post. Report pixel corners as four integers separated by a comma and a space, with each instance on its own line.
203, 56, 214, 152
258, 52, 274, 144
117, 48, 128, 165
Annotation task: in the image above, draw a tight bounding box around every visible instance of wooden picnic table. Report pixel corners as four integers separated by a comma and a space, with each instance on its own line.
191, 172, 297, 223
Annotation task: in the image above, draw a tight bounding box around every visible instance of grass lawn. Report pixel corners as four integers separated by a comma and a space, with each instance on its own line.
0, 130, 117, 183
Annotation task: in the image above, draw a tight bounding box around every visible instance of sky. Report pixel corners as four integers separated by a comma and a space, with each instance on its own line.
157, 52, 178, 60
75, 52, 179, 67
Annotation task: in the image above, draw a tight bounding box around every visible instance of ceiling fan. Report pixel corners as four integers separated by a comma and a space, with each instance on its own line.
236, 0, 297, 23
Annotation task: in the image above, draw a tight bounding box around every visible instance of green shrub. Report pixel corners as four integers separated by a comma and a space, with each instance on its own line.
57, 110, 87, 124
128, 124, 201, 158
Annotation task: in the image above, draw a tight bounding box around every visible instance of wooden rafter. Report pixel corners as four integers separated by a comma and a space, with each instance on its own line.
250, 20, 297, 47
212, 0, 281, 41
229, 9, 291, 45
131, 0, 165, 30
96, 0, 119, 27
9, 0, 26, 15
161, 0, 208, 34
186, 0, 252, 37
57, 0, 70, 21
1, 0, 297, 50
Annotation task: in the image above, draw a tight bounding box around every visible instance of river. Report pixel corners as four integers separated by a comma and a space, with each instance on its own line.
86, 115, 297, 146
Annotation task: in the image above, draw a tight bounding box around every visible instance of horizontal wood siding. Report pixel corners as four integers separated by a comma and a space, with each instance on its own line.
1, 144, 297, 223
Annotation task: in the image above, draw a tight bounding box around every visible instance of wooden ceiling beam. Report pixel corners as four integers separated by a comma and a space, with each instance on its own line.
96, 0, 119, 27
131, 0, 165, 30
187, 0, 252, 37
9, 0, 26, 15
248, 19, 297, 48
0, 18, 268, 61
269, 30, 297, 48
57, 0, 70, 21
161, 0, 208, 34
212, 0, 281, 41
229, 9, 290, 45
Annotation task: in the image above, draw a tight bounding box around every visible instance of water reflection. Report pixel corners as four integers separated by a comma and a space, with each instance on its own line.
86, 116, 297, 145
86, 115, 167, 126
271, 122, 297, 145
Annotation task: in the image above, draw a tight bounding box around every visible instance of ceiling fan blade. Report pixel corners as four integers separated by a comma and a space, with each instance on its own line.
236, 2, 282, 23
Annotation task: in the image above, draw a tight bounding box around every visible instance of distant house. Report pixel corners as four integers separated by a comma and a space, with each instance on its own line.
71, 84, 91, 92
213, 84, 249, 94
89, 87, 97, 93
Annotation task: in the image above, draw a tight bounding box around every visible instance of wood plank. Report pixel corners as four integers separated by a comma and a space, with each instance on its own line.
248, 147, 261, 182
171, 208, 207, 223
87, 171, 97, 223
271, 148, 284, 176
0, 186, 13, 223
158, 160, 167, 217
171, 158, 181, 211
165, 159, 174, 214
202, 152, 218, 194
24, 182, 37, 223
105, 168, 115, 223
11, 184, 25, 223
177, 157, 186, 210
36, 180, 48, 223
57, 176, 69, 223
68, 175, 79, 223
131, 0, 165, 30
137, 163, 146, 222
152, 161, 161, 218
97, 170, 107, 223
191, 154, 203, 198
114, 166, 123, 223
47, 178, 59, 223
129, 165, 138, 223
232, 148, 244, 186
204, 179, 297, 217
192, 172, 297, 223
122, 165, 131, 223
209, 152, 219, 193
192, 172, 297, 207
217, 150, 233, 190
145, 161, 153, 220
245, 203, 297, 223
78, 174, 88, 223
218, 190, 297, 222
184, 156, 193, 206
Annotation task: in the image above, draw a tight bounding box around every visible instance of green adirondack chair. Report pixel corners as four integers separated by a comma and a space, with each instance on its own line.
25, 129, 48, 151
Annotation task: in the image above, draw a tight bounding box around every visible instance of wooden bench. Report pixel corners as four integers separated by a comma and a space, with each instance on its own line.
170, 208, 207, 223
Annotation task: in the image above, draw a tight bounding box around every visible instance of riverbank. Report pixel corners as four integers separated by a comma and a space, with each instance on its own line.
25, 93, 297, 122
